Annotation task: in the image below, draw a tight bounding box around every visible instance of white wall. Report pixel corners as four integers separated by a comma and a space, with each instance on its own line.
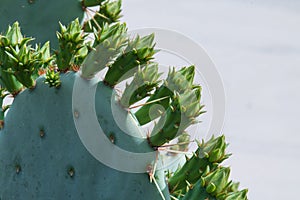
122, 1, 300, 199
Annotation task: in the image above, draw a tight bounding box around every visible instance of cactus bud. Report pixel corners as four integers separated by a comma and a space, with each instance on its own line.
6, 22, 23, 46
135, 65, 197, 125
83, 0, 122, 32
222, 189, 248, 200
56, 19, 88, 71
198, 135, 230, 163
81, 23, 128, 79
201, 167, 231, 196
120, 63, 161, 107
104, 33, 156, 86
44, 68, 61, 88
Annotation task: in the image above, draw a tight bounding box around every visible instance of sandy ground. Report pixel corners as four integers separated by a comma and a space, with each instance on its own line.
122, 1, 300, 199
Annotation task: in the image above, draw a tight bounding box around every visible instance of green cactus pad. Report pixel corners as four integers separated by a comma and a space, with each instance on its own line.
0, 0, 85, 48
0, 1, 248, 199
0, 73, 170, 199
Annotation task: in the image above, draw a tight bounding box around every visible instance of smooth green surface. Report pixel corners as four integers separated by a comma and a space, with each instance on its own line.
0, 0, 84, 48
0, 72, 170, 199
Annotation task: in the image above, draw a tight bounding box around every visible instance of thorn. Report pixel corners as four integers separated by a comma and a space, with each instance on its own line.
170, 195, 179, 200
68, 167, 75, 178
0, 120, 4, 129
128, 96, 169, 109
15, 164, 21, 174
185, 180, 193, 189
74, 110, 79, 118
39, 129, 45, 138
85, 8, 102, 31
109, 133, 115, 144
158, 149, 193, 156
159, 140, 194, 148
153, 175, 166, 200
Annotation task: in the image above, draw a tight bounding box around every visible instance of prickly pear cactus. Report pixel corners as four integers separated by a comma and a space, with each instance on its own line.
0, 0, 121, 47
0, 0, 248, 199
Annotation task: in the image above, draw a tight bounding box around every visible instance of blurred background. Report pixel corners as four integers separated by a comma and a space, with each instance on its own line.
122, 0, 300, 199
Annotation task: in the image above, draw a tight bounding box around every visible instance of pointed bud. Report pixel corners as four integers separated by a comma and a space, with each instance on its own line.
6, 22, 23, 46
198, 135, 229, 163
81, 23, 128, 79
201, 167, 231, 196
104, 33, 156, 86
223, 189, 248, 200
56, 19, 87, 71
226, 181, 240, 193
206, 182, 216, 193
120, 63, 161, 107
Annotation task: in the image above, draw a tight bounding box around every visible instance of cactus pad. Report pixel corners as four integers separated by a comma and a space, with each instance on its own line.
0, 0, 84, 47
0, 0, 248, 199
0, 73, 169, 199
